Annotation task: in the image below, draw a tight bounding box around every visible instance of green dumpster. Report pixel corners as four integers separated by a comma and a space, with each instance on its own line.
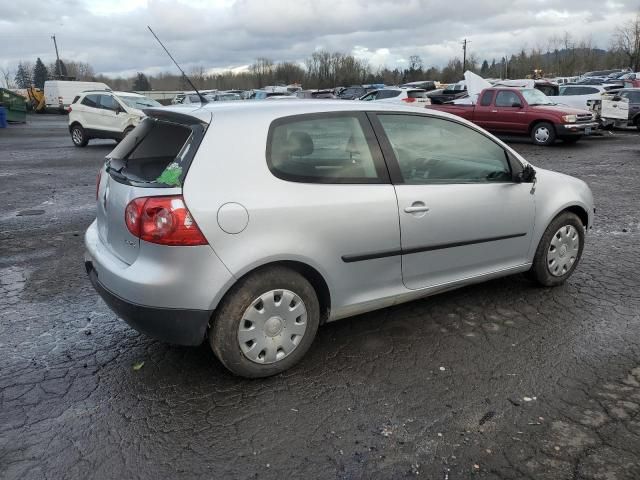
0, 88, 27, 123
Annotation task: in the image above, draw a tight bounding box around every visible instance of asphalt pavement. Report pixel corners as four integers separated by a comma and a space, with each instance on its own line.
1, 115, 639, 479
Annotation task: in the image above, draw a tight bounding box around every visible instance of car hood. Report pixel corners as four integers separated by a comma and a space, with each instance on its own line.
530, 104, 592, 115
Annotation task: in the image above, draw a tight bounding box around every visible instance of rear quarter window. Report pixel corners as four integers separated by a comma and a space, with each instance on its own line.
266, 113, 387, 184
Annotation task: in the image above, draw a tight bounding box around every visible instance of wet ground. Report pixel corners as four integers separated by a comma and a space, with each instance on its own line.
1, 115, 639, 480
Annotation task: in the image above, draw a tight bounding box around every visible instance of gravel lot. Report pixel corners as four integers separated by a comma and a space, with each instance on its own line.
1, 115, 639, 480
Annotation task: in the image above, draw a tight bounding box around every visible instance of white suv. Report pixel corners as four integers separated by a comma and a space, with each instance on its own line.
68, 91, 162, 147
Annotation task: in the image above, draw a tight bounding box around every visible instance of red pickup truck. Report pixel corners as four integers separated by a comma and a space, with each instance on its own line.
426, 87, 599, 146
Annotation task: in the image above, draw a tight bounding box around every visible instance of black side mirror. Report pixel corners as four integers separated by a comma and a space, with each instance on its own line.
511, 102, 523, 108
515, 164, 537, 183
612, 96, 622, 102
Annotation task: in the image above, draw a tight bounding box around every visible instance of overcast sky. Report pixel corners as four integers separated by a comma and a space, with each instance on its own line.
1, 0, 638, 77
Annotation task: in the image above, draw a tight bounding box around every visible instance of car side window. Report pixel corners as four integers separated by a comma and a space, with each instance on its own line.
479, 90, 494, 106
377, 90, 400, 99
267, 114, 385, 183
98, 95, 118, 111
81, 94, 99, 108
495, 91, 520, 107
377, 114, 512, 184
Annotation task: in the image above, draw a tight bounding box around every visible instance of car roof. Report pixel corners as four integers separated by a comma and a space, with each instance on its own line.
147, 100, 466, 124
114, 91, 146, 97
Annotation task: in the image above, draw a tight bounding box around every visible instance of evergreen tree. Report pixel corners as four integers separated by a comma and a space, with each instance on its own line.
14, 62, 32, 88
480, 60, 489, 75
132, 72, 151, 91
33, 58, 48, 89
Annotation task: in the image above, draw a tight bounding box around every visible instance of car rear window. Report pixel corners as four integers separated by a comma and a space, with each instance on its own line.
407, 90, 426, 99
106, 116, 206, 187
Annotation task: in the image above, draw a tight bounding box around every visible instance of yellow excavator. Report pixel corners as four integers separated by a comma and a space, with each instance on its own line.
26, 86, 46, 112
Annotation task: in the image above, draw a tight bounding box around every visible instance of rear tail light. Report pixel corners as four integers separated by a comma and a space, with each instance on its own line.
402, 97, 416, 103
124, 195, 207, 246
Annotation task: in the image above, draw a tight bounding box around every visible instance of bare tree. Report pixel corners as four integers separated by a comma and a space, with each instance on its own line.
613, 12, 640, 71
1, 67, 13, 88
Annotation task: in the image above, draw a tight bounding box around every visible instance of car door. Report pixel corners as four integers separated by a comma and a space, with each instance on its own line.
369, 113, 535, 290
491, 90, 528, 132
472, 89, 497, 130
79, 94, 101, 130
95, 94, 120, 133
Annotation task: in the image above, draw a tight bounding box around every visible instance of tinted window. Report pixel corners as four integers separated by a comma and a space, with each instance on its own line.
377, 90, 401, 99
81, 94, 99, 108
377, 114, 511, 184
495, 91, 521, 107
267, 114, 383, 183
479, 90, 494, 106
407, 90, 426, 99
360, 92, 376, 101
98, 95, 118, 111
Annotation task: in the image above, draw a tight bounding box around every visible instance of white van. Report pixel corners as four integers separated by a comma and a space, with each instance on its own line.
44, 80, 111, 112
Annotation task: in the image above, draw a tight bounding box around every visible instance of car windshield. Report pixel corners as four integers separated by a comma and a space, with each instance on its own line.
118, 95, 162, 109
520, 88, 553, 105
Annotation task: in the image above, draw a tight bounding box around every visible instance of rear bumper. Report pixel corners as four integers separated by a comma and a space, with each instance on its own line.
86, 261, 211, 345
555, 122, 599, 137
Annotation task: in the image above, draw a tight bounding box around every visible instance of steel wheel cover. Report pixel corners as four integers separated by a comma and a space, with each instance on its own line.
535, 126, 550, 143
547, 225, 580, 277
237, 289, 308, 364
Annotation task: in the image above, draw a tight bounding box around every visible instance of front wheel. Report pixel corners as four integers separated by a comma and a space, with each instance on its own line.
210, 266, 320, 378
529, 212, 585, 286
531, 122, 556, 146
70, 124, 88, 147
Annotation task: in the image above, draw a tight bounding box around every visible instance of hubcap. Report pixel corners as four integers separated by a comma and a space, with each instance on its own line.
535, 127, 550, 143
72, 128, 82, 144
547, 225, 580, 277
237, 289, 307, 364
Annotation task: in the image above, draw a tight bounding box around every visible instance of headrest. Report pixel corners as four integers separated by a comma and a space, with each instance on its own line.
286, 131, 314, 156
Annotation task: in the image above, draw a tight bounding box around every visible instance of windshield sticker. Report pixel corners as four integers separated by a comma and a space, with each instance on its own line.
156, 162, 183, 186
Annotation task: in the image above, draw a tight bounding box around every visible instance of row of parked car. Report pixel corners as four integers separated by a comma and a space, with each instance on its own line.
67, 70, 638, 148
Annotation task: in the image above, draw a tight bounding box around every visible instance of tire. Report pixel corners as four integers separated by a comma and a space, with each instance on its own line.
531, 122, 556, 146
635, 117, 640, 132
529, 212, 585, 287
70, 124, 88, 147
210, 266, 320, 378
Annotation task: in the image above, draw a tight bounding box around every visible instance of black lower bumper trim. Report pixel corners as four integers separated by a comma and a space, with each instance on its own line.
87, 262, 211, 346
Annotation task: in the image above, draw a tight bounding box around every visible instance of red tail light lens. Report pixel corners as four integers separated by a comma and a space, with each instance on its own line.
125, 195, 207, 246
402, 97, 416, 103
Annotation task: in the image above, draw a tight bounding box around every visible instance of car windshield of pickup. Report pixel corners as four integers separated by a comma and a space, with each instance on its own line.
520, 88, 554, 106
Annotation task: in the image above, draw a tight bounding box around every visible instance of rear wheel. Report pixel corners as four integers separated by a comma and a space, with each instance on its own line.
529, 212, 585, 286
635, 117, 640, 132
210, 266, 320, 378
70, 124, 88, 147
531, 122, 556, 146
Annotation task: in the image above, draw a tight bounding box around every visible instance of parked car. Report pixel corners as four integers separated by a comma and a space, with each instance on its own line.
85, 100, 594, 377
548, 84, 608, 110
211, 92, 241, 102
337, 86, 375, 100
44, 80, 110, 112
250, 90, 292, 100
359, 87, 431, 105
296, 89, 336, 99
400, 80, 438, 91
427, 85, 468, 104
68, 91, 162, 147
427, 87, 598, 145
596, 88, 640, 130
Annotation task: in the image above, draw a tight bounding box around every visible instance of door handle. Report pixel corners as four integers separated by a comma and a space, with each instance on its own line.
404, 205, 430, 213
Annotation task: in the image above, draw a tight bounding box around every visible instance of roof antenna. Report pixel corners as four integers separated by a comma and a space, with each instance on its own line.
147, 25, 208, 104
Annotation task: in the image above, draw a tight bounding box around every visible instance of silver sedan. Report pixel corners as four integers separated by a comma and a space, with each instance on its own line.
85, 100, 594, 377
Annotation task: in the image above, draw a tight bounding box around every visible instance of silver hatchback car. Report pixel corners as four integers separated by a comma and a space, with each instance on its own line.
85, 101, 594, 377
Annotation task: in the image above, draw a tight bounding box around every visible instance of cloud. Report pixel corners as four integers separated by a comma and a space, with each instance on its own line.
0, 0, 636, 76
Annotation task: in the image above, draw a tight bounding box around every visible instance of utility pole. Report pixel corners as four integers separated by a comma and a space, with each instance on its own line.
52, 34, 61, 77
462, 39, 469, 74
